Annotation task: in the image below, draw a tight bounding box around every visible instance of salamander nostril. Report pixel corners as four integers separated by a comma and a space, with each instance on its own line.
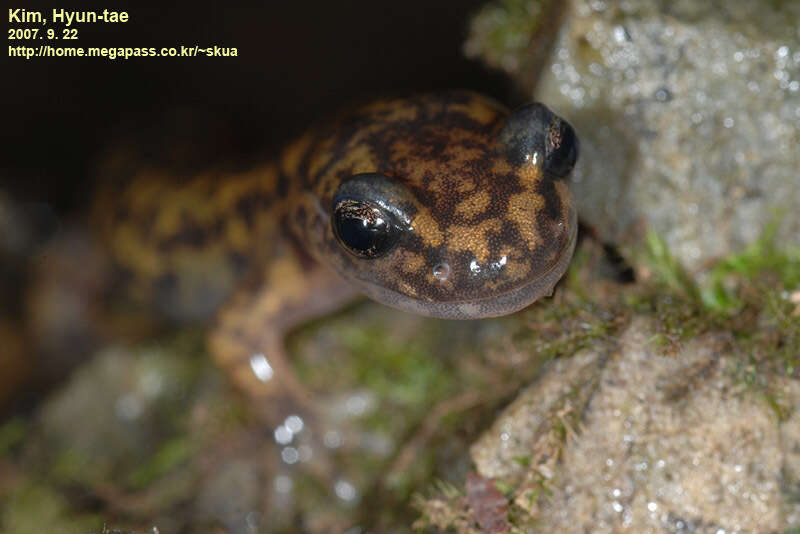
432, 262, 450, 281
544, 118, 579, 178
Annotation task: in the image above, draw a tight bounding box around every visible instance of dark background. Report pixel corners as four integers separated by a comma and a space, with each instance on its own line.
3, 3, 512, 217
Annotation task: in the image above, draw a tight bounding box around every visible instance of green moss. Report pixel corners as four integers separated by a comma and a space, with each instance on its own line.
643, 226, 799, 376
702, 221, 800, 312
293, 310, 458, 438
0, 417, 27, 457
645, 222, 800, 313
125, 435, 196, 490
465, 0, 551, 71
1, 483, 102, 534
641, 227, 800, 424
644, 230, 703, 305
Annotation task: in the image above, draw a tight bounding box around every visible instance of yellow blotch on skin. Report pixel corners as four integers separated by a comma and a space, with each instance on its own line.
395, 279, 419, 298
490, 157, 514, 176
218, 165, 277, 209
391, 140, 441, 182
280, 132, 314, 177
517, 162, 544, 189
337, 142, 379, 176
507, 192, 544, 250
455, 190, 491, 219
497, 244, 530, 282
504, 259, 531, 281
425, 174, 448, 195
226, 217, 251, 251
448, 98, 503, 125
249, 254, 309, 323
446, 218, 502, 263
398, 250, 426, 274
307, 135, 338, 178
411, 210, 444, 248
114, 223, 162, 276
368, 101, 419, 122
442, 144, 484, 166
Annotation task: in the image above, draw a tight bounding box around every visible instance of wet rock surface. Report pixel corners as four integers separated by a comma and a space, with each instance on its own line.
470, 318, 800, 532
468, 0, 800, 272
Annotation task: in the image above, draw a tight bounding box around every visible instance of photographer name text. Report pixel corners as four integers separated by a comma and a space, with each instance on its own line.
9, 9, 129, 26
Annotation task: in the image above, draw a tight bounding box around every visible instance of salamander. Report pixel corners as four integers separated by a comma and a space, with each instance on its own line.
93, 90, 579, 423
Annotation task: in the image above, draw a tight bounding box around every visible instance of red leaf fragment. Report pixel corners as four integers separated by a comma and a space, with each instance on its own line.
465, 471, 510, 534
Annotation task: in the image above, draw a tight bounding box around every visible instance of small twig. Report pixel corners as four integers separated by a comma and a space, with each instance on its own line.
385, 382, 517, 482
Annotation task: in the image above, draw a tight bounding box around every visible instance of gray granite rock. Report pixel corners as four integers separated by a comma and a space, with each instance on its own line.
33, 344, 200, 486
470, 318, 800, 533
468, 0, 800, 271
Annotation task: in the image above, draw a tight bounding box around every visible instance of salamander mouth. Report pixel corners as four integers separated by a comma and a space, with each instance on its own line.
357, 205, 577, 319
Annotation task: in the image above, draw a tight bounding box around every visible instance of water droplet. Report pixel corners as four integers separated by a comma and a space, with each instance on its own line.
245, 511, 260, 532
654, 88, 671, 102
432, 262, 450, 281
346, 393, 369, 415
613, 26, 630, 43
298, 444, 313, 462
284, 415, 304, 434
274, 474, 293, 493
323, 430, 342, 449
274, 425, 293, 445
281, 446, 299, 464
140, 370, 163, 398
335, 479, 358, 502
116, 394, 143, 421
249, 353, 273, 382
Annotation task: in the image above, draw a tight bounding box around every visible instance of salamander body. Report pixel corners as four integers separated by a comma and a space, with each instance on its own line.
94, 91, 579, 418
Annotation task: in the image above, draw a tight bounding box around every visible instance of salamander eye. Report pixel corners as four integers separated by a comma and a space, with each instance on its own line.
333, 199, 399, 258
544, 117, 579, 178
499, 103, 579, 179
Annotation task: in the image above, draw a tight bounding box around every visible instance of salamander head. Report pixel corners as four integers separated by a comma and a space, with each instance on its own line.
308, 92, 578, 318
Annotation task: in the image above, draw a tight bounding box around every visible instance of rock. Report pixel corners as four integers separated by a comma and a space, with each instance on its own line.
31, 342, 202, 488
467, 0, 800, 271
469, 317, 800, 533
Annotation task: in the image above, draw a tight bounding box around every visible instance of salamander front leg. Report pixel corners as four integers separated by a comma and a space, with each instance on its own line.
208, 253, 359, 429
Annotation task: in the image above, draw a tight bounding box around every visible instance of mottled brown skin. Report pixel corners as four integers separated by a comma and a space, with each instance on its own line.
93, 91, 578, 424
288, 91, 577, 318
